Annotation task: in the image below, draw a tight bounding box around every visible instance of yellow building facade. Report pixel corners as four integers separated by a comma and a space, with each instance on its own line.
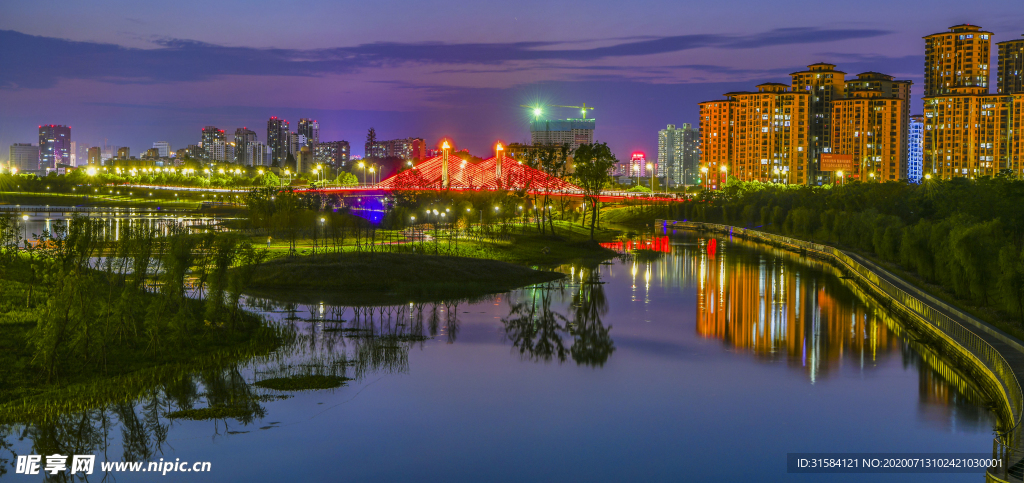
923, 24, 993, 97
790, 63, 845, 179
699, 83, 810, 185
923, 87, 1011, 178
830, 90, 906, 182
996, 36, 1024, 94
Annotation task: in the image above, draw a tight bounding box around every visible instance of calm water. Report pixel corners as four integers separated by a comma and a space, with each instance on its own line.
2, 231, 1000, 482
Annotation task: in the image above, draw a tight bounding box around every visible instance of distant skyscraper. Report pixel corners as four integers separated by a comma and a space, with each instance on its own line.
657, 123, 699, 186
234, 128, 257, 165
627, 152, 649, 179
186, 144, 204, 160
70, 141, 77, 166
206, 141, 227, 162
117, 147, 130, 159
249, 143, 269, 167
153, 141, 172, 158
87, 147, 101, 165
924, 24, 993, 97
365, 138, 424, 159
530, 119, 594, 151
315, 140, 350, 167
201, 126, 225, 160
267, 117, 290, 166
75, 142, 90, 167
38, 124, 71, 169
997, 35, 1024, 94
908, 115, 924, 182
298, 119, 319, 148
9, 144, 39, 171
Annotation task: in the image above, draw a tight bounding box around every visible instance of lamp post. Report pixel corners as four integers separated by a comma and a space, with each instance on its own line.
772, 166, 780, 184
836, 170, 844, 186
700, 166, 709, 190
719, 165, 727, 189
358, 161, 366, 185
646, 162, 654, 193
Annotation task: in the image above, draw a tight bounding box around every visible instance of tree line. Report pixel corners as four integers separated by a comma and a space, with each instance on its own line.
0, 215, 272, 384
669, 177, 1024, 323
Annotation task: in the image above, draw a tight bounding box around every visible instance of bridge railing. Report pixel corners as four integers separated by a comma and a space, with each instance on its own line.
660, 220, 1024, 482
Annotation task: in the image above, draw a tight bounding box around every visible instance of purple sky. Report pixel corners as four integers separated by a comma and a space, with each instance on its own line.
1, 0, 1022, 161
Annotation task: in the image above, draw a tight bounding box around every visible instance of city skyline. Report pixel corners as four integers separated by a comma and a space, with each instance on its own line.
1, 1, 1022, 162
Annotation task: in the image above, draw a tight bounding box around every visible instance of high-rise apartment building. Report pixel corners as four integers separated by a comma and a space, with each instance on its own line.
790, 63, 845, 179
70, 141, 78, 166
924, 24, 993, 97
234, 128, 257, 165
924, 87, 1011, 178
845, 72, 913, 178
38, 124, 71, 169
186, 144, 205, 160
908, 115, 924, 182
657, 124, 700, 186
315, 141, 350, 167
153, 141, 172, 158
530, 119, 595, 151
830, 90, 906, 182
298, 119, 319, 148
267, 117, 290, 166
923, 24, 1023, 179
628, 152, 649, 178
997, 35, 1024, 94
250, 143, 269, 167
699, 83, 811, 186
75, 143, 90, 167
117, 147, 130, 159
366, 138, 425, 160
289, 133, 303, 157
205, 141, 228, 162
9, 144, 39, 171
87, 147, 101, 165
201, 126, 225, 160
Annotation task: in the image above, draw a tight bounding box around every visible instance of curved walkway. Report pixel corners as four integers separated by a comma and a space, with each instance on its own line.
657, 220, 1024, 482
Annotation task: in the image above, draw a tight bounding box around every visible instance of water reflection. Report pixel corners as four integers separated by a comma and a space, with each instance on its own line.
0, 231, 1005, 480
502, 265, 614, 367
694, 242, 901, 382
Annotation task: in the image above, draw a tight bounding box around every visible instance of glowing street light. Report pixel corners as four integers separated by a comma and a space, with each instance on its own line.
700, 166, 709, 190
836, 170, 844, 186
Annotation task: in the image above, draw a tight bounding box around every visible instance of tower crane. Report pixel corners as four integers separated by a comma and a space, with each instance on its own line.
551, 103, 594, 119
520, 103, 595, 120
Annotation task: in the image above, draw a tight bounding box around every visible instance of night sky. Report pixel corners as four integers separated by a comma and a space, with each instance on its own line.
1, 0, 1021, 161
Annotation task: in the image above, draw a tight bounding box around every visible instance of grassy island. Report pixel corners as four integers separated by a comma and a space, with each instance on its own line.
245, 251, 565, 305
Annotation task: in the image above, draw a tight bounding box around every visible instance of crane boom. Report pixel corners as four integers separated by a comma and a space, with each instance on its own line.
551, 103, 595, 119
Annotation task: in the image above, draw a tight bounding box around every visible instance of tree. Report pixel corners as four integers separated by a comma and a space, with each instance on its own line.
571, 143, 616, 239
336, 171, 358, 186
366, 128, 377, 160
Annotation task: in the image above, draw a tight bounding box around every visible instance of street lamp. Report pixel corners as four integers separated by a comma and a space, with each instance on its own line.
368, 166, 375, 185
836, 170, 844, 186
646, 162, 654, 192
358, 161, 366, 185
719, 165, 727, 190
700, 166, 709, 190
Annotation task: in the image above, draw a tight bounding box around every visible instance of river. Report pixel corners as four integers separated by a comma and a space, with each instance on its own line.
1, 230, 1000, 482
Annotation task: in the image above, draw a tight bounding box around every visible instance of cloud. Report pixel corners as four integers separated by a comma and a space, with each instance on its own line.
0, 27, 891, 88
